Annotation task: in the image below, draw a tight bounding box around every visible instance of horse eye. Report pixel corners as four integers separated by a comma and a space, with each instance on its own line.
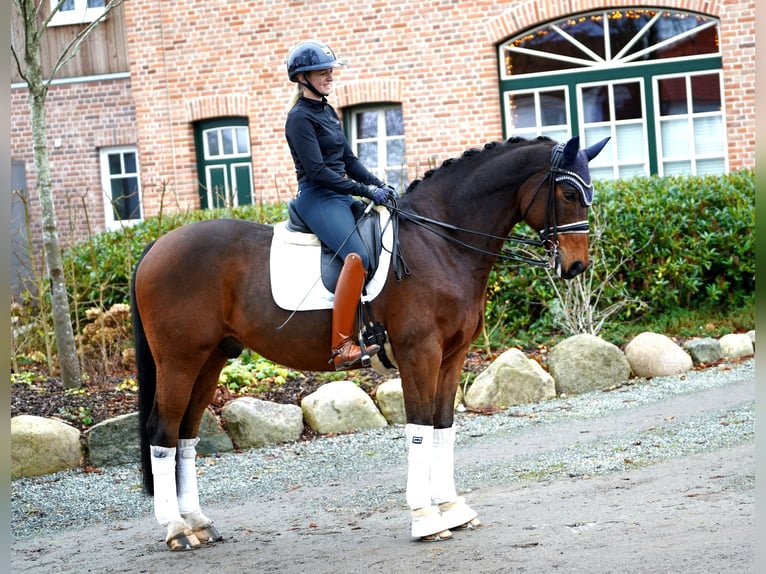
562, 188, 577, 202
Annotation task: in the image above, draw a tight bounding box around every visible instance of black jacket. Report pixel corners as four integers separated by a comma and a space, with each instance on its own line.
285, 96, 383, 195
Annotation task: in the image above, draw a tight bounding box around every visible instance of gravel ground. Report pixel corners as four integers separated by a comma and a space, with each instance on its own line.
11, 358, 754, 545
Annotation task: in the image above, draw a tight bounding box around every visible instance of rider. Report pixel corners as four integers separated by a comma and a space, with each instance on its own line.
285, 40, 393, 370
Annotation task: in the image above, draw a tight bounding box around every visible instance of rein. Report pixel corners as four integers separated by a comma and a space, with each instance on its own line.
386, 144, 589, 273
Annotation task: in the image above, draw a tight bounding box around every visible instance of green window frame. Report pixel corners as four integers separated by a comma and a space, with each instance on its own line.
498, 8, 725, 178
193, 117, 254, 209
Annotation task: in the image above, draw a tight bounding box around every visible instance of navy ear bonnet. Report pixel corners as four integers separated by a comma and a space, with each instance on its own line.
549, 136, 610, 207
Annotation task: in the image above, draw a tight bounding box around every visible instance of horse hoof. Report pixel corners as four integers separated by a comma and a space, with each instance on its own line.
454, 517, 482, 530
166, 531, 201, 551
437, 497, 479, 531
419, 529, 453, 542
193, 524, 224, 544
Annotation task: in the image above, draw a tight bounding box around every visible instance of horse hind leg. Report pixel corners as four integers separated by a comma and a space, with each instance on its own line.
175, 350, 229, 546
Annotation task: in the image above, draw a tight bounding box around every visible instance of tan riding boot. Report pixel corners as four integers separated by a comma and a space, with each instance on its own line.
331, 253, 380, 370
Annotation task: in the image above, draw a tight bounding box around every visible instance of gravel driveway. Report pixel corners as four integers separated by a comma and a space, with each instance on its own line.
11, 359, 755, 573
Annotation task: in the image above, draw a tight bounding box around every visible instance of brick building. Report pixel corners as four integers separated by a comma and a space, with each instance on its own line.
10, 0, 755, 290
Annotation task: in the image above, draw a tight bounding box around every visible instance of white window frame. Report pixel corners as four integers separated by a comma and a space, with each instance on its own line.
349, 105, 407, 190
503, 86, 571, 141
48, 0, 107, 28
577, 78, 650, 179
653, 70, 728, 176
99, 145, 142, 231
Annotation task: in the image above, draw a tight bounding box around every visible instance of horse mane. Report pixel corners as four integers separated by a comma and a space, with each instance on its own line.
404, 135, 553, 194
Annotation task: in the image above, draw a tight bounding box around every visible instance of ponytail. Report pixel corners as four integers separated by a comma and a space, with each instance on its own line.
288, 83, 303, 109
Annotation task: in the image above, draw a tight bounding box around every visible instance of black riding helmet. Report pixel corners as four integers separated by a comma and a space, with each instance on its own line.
286, 40, 345, 97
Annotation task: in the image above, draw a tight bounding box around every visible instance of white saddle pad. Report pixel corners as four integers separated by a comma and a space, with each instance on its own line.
270, 205, 393, 311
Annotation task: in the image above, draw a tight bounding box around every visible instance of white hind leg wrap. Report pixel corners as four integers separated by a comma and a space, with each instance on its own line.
176, 438, 200, 515
431, 426, 457, 505
150, 446, 180, 527
405, 424, 434, 510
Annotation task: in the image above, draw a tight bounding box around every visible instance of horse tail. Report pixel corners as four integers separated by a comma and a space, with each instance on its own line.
131, 241, 157, 496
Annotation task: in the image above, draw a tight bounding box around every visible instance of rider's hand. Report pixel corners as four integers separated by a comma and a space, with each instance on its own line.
363, 184, 391, 205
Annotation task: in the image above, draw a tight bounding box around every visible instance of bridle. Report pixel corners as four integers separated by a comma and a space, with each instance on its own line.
385, 142, 592, 277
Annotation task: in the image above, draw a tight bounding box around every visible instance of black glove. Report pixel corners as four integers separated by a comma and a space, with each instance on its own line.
362, 184, 391, 205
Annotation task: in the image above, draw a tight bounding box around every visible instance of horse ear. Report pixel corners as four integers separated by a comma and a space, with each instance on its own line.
562, 136, 580, 163
584, 137, 610, 161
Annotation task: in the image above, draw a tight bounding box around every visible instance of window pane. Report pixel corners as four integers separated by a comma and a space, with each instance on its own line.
508, 93, 536, 129
221, 129, 234, 155
663, 160, 693, 175
87, 0, 105, 7
357, 141, 378, 167
582, 86, 609, 123
386, 168, 407, 192
539, 90, 566, 126
661, 119, 689, 157
614, 82, 642, 120
123, 152, 137, 173
111, 177, 140, 220
108, 153, 122, 175
61, 0, 75, 11
616, 124, 645, 161
691, 74, 721, 113
696, 158, 725, 175
356, 112, 378, 139
206, 131, 219, 156
658, 77, 687, 116
693, 116, 724, 155
236, 127, 250, 154
386, 138, 405, 166
619, 164, 647, 178
385, 108, 403, 136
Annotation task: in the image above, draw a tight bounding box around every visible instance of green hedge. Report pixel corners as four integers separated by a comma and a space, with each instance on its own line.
483, 170, 754, 345
64, 171, 754, 346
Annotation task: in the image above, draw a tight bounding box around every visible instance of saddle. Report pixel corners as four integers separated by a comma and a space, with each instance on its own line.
286, 198, 382, 293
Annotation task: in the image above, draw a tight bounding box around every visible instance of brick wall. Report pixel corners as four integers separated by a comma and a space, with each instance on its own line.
11, 77, 136, 249
11, 0, 755, 246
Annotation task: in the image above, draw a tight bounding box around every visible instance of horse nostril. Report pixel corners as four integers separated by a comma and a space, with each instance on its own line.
563, 260, 587, 279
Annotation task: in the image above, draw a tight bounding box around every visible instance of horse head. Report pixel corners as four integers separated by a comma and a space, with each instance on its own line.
521, 135, 610, 279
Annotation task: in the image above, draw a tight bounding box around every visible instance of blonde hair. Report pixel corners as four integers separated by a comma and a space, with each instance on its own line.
288, 83, 303, 109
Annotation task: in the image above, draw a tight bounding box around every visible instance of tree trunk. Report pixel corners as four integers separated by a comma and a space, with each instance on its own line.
21, 4, 83, 389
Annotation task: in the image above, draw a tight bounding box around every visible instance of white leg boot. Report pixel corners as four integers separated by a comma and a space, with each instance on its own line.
177, 438, 222, 543
432, 427, 480, 530
151, 445, 199, 551
406, 424, 451, 539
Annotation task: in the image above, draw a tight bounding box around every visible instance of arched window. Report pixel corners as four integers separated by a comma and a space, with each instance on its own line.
498, 9, 726, 178
193, 117, 254, 209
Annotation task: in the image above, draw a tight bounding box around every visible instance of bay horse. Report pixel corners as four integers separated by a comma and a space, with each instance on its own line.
131, 135, 609, 550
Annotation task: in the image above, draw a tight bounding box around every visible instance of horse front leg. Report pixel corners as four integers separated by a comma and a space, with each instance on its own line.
430, 351, 481, 532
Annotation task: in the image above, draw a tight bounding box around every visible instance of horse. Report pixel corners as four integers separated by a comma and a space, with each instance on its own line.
131, 134, 609, 550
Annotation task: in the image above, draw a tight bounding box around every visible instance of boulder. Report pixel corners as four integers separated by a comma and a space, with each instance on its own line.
87, 412, 140, 467
464, 348, 555, 410
624, 332, 692, 378
301, 380, 387, 434
682, 338, 722, 365
375, 378, 464, 424
12, 415, 82, 478
221, 397, 304, 449
375, 378, 407, 424
548, 334, 631, 395
718, 333, 754, 359
197, 407, 234, 455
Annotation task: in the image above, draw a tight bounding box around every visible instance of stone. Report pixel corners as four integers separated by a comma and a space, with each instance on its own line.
221, 397, 304, 449
197, 407, 234, 455
718, 333, 754, 359
12, 415, 82, 478
301, 380, 387, 434
624, 331, 692, 378
548, 334, 631, 395
464, 348, 555, 410
375, 378, 406, 425
682, 337, 722, 365
87, 412, 140, 467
